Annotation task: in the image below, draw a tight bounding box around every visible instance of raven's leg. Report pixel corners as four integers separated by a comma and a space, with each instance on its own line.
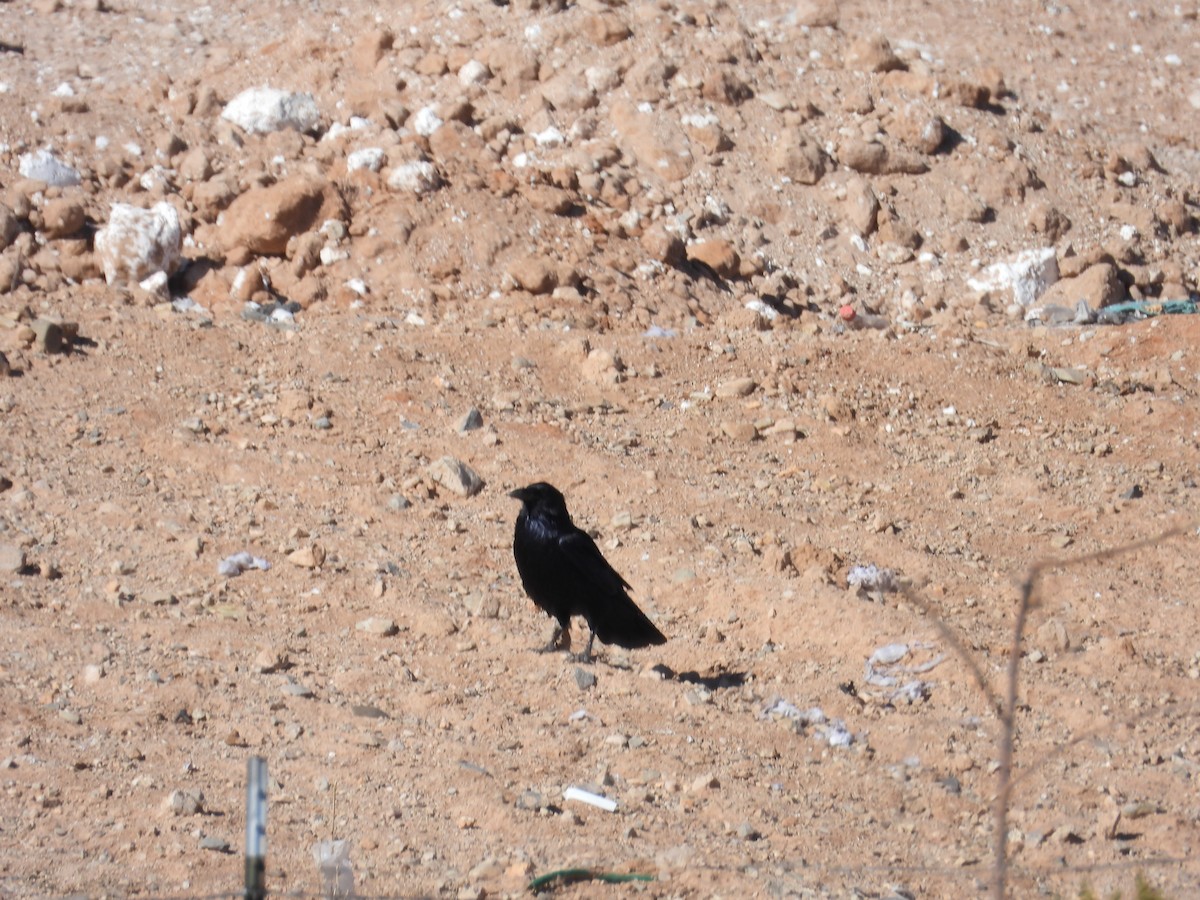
538, 621, 572, 653
573, 627, 597, 664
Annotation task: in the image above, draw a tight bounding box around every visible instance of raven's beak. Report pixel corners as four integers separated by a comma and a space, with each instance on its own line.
508, 487, 527, 501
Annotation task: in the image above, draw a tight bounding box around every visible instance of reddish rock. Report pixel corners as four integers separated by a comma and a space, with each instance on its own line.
1039, 262, 1124, 309
507, 256, 557, 294
839, 139, 928, 176
610, 100, 692, 183
940, 78, 990, 109
221, 174, 347, 257
845, 34, 905, 73
352, 28, 393, 72
641, 226, 685, 265
40, 199, 85, 239
583, 12, 631, 46
890, 103, 949, 154
771, 133, 829, 185
687, 239, 740, 278
843, 178, 880, 235
1027, 203, 1073, 243
0, 203, 20, 251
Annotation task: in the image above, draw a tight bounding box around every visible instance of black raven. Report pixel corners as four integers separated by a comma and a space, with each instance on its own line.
508, 482, 667, 662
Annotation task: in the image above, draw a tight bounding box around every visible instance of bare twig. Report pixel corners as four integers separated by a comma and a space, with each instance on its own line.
905, 524, 1192, 900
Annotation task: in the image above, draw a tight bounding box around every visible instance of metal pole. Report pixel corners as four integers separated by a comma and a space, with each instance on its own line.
245, 756, 267, 900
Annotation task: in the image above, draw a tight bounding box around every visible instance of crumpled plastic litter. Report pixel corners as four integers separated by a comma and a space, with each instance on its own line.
171, 296, 211, 317
761, 697, 855, 747
865, 641, 944, 704
218, 551, 271, 577
642, 324, 677, 339
847, 564, 901, 593
1026, 298, 1199, 327
313, 840, 355, 898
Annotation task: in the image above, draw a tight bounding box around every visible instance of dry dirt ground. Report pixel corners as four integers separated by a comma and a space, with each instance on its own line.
2, 0, 1200, 897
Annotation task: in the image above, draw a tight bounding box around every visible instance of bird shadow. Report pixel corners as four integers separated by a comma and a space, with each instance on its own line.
651, 663, 748, 690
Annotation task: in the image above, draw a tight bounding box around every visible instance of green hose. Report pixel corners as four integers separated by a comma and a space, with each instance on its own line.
528, 868, 656, 892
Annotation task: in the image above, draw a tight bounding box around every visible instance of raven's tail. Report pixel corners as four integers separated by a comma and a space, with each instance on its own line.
592, 594, 667, 649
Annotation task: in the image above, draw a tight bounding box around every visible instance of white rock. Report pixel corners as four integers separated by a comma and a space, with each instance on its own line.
95, 202, 183, 287
458, 60, 491, 86
347, 147, 386, 173
138, 270, 170, 302
221, 87, 321, 135
411, 106, 443, 137
533, 126, 565, 147
18, 149, 81, 187
426, 456, 484, 497
966, 247, 1058, 307
387, 161, 441, 194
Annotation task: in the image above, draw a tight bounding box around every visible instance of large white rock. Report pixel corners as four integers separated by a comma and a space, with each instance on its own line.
94, 202, 182, 287
386, 161, 441, 194
347, 148, 386, 173
221, 88, 321, 135
967, 247, 1058, 307
18, 149, 81, 187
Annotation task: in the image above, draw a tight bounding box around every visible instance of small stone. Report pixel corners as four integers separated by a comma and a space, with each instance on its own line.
32, 319, 65, 354
515, 790, 545, 811
253, 647, 289, 673
287, 544, 326, 569
463, 593, 500, 618
162, 789, 205, 816
282, 680, 314, 698
356, 617, 399, 636
736, 822, 762, 841
716, 377, 757, 398
456, 408, 483, 433
0, 544, 26, 574
427, 456, 484, 497
1036, 619, 1070, 653
574, 667, 597, 690
721, 420, 758, 442
199, 836, 231, 853
689, 773, 719, 793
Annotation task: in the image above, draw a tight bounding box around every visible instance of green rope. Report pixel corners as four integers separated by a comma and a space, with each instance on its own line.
528, 868, 655, 893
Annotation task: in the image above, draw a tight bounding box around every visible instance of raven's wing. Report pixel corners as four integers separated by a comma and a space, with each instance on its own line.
556, 528, 632, 593
555, 528, 666, 648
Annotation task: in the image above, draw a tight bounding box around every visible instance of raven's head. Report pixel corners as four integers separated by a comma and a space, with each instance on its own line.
508, 482, 570, 518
